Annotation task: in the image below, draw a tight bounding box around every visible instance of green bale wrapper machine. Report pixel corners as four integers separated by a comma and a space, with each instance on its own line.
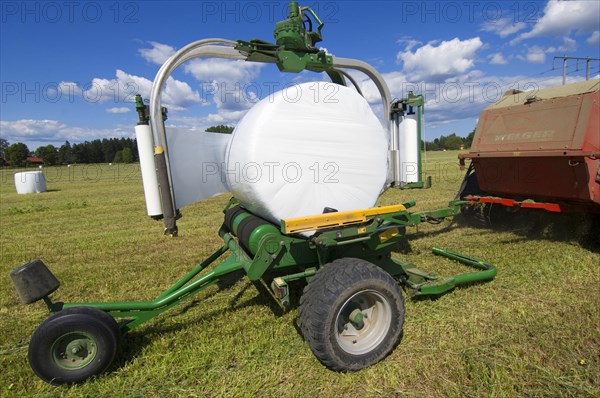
10, 2, 496, 384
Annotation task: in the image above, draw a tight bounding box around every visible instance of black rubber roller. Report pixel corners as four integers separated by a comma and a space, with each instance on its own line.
10, 259, 60, 304
224, 206, 246, 235
236, 214, 272, 255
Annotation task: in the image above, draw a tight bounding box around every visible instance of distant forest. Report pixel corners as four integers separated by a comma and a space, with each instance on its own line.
1, 138, 138, 167
423, 129, 475, 151
205, 125, 234, 134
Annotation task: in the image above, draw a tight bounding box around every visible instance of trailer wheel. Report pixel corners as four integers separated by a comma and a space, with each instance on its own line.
457, 166, 482, 200
28, 307, 119, 384
457, 167, 494, 225
299, 258, 404, 371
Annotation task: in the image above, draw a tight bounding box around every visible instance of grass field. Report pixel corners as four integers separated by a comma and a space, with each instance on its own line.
0, 150, 598, 397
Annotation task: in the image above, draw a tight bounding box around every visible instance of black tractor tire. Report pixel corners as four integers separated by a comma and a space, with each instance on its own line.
299, 258, 405, 371
457, 167, 483, 200
61, 306, 121, 341
28, 307, 119, 384
456, 167, 494, 226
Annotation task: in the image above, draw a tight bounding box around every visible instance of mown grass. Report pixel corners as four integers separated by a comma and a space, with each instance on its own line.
0, 151, 598, 397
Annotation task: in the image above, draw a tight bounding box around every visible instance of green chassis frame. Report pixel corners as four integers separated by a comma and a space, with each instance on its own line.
46, 199, 496, 334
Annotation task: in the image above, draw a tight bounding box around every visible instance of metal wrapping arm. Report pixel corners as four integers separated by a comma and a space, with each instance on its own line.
148, 40, 246, 234
330, 57, 401, 186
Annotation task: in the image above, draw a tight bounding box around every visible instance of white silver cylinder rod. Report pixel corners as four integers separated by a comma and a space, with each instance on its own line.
391, 113, 401, 187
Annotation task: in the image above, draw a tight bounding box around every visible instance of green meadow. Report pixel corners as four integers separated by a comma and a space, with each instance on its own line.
1, 150, 598, 397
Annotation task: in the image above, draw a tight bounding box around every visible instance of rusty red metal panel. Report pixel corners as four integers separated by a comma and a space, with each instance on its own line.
460, 79, 600, 209
470, 82, 599, 154
474, 95, 584, 152
472, 156, 599, 206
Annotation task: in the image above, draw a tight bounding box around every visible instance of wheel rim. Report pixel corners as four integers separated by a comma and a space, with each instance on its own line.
335, 289, 392, 355
51, 332, 98, 370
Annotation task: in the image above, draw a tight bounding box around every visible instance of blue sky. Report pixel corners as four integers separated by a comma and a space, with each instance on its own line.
1, 0, 599, 150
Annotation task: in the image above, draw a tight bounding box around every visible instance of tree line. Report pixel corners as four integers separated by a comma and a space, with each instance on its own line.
0, 138, 138, 167
423, 129, 475, 151
205, 125, 234, 134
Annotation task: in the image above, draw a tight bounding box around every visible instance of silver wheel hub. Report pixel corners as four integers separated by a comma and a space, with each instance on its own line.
335, 289, 392, 355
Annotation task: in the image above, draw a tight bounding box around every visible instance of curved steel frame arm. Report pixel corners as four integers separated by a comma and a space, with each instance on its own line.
331, 57, 391, 118
150, 39, 245, 149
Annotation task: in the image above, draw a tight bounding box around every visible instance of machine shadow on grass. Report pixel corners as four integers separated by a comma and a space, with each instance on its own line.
109, 271, 277, 371
109, 331, 151, 374
456, 206, 600, 252
109, 265, 313, 371
126, 269, 286, 337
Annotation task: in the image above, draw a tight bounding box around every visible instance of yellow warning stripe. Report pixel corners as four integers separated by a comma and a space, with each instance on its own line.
281, 204, 406, 234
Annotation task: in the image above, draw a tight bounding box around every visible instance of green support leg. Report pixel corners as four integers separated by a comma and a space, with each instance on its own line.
408, 247, 496, 297
62, 248, 244, 332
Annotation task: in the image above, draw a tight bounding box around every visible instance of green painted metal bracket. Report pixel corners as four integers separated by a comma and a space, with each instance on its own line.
400, 176, 432, 189
234, 2, 333, 73
406, 200, 465, 225
276, 50, 333, 73
269, 268, 317, 309
62, 246, 243, 332
235, 40, 333, 73
407, 247, 496, 298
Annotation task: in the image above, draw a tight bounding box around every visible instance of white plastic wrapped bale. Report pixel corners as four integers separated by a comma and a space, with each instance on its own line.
226, 81, 389, 231
14, 171, 47, 194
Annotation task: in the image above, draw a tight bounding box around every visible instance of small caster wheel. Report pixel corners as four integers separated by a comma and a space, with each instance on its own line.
28, 307, 119, 384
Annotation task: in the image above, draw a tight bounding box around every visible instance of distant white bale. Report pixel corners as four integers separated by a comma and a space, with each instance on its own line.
14, 171, 47, 194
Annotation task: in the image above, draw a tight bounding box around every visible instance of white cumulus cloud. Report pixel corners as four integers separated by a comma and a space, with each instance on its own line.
545, 36, 577, 53
63, 70, 202, 112
514, 0, 600, 43
139, 41, 176, 65
588, 31, 600, 45
396, 37, 484, 82
481, 18, 527, 38
489, 53, 508, 65
184, 59, 264, 83
525, 46, 547, 64
106, 107, 131, 114
0, 119, 130, 146
201, 81, 260, 124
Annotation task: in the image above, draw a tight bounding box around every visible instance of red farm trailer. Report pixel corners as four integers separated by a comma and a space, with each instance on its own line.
459, 79, 600, 213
